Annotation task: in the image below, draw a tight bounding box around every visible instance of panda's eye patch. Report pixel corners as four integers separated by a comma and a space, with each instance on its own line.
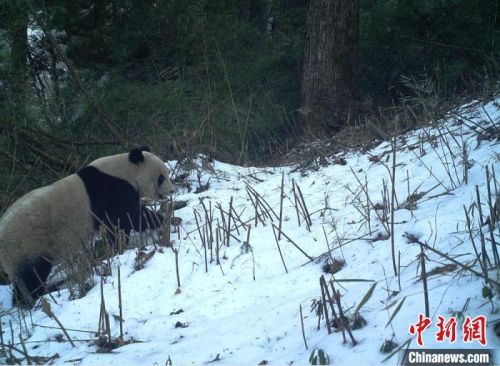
158, 174, 165, 186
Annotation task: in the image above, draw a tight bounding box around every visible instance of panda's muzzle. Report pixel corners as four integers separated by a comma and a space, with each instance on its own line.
158, 187, 175, 199
158, 188, 174, 200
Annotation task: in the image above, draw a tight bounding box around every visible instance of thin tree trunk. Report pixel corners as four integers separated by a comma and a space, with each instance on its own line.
300, 0, 360, 135
9, 1, 29, 117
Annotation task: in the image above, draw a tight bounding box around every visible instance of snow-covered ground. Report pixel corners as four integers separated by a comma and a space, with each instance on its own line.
1, 98, 499, 365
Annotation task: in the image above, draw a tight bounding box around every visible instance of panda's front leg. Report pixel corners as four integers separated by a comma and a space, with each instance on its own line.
13, 256, 53, 308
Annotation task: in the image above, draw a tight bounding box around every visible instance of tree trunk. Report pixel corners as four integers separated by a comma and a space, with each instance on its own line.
300, 0, 359, 135
8, 1, 29, 116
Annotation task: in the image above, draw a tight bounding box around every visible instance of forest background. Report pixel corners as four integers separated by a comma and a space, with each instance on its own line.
0, 0, 498, 208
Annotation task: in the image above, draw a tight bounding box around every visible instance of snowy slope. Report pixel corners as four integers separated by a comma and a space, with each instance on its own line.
0, 98, 499, 365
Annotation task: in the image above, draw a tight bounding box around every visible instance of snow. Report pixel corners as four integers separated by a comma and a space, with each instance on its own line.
1, 98, 499, 365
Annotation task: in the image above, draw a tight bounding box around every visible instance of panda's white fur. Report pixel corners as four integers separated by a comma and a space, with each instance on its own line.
0, 174, 92, 280
0, 148, 173, 307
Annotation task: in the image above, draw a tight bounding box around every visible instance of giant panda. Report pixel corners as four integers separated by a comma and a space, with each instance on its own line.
0, 147, 174, 308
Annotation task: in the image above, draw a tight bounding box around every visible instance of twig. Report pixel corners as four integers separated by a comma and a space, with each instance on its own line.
320, 276, 343, 341
319, 277, 331, 335
216, 202, 227, 248
475, 185, 491, 280
272, 225, 288, 273
463, 205, 484, 272
18, 335, 32, 365
118, 266, 124, 341
278, 173, 285, 240
98, 277, 108, 337
405, 233, 500, 287
246, 226, 255, 281
0, 314, 5, 355
418, 245, 430, 317
227, 197, 234, 242
299, 305, 308, 351
485, 167, 500, 266
292, 180, 301, 227
295, 182, 312, 229
41, 299, 75, 347
390, 136, 397, 276
350, 167, 390, 235
31, 323, 96, 334
272, 224, 314, 261
330, 280, 357, 345
194, 209, 208, 273
173, 246, 181, 288
246, 184, 279, 220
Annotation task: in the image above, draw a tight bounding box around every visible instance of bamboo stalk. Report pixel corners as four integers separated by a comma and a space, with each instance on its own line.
405, 233, 500, 287
295, 182, 312, 228
18, 334, 32, 365
299, 305, 308, 351
319, 277, 331, 335
0, 314, 5, 355
272, 225, 288, 273
227, 197, 234, 242
173, 247, 181, 288
278, 173, 285, 240
292, 180, 301, 227
272, 224, 314, 261
118, 266, 124, 340
390, 136, 397, 276
330, 280, 357, 345
419, 245, 430, 317
320, 276, 343, 341
475, 185, 491, 281
485, 167, 500, 266
41, 299, 75, 347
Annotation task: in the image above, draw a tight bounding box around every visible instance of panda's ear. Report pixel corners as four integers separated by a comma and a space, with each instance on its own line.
129, 145, 151, 164
129, 148, 145, 164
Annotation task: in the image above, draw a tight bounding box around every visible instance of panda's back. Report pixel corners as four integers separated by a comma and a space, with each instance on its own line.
0, 174, 94, 274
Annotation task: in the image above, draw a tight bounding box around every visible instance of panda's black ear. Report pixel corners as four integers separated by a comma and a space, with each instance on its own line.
129, 148, 145, 164
129, 145, 151, 164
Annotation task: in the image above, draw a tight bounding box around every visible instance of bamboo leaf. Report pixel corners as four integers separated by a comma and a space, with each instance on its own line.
333, 279, 375, 283
382, 299, 398, 311
385, 297, 406, 328
354, 282, 377, 315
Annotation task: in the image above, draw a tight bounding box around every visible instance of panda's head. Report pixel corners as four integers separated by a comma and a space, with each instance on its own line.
129, 147, 174, 201
89, 146, 174, 201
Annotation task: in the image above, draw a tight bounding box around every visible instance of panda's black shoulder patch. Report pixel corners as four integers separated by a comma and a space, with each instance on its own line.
77, 166, 141, 233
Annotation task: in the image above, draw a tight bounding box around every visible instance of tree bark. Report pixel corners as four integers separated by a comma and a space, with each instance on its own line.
7, 1, 29, 115
300, 0, 360, 135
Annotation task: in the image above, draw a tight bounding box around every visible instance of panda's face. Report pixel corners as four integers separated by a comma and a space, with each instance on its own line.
135, 151, 174, 201
89, 148, 174, 202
